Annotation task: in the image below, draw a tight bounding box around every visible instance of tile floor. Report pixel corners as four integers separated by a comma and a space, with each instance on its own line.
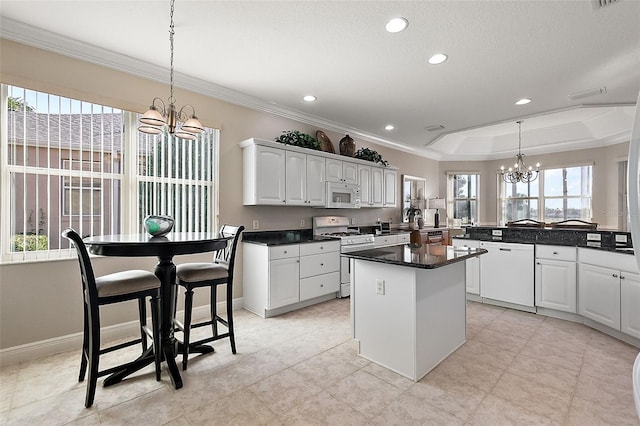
1, 299, 639, 425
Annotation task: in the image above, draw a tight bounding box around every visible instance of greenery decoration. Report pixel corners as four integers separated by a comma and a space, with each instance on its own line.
353, 147, 389, 166
275, 130, 320, 150
13, 235, 48, 251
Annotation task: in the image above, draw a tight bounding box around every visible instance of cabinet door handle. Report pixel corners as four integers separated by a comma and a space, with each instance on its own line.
320, 284, 324, 287
613, 273, 618, 278
536, 262, 541, 265
320, 263, 324, 266
621, 275, 626, 280
553, 251, 558, 255
499, 248, 512, 251
283, 250, 287, 254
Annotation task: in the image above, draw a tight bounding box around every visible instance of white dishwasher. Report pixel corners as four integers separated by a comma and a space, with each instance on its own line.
479, 241, 535, 308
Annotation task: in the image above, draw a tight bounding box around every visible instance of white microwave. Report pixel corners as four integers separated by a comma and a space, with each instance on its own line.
325, 181, 361, 209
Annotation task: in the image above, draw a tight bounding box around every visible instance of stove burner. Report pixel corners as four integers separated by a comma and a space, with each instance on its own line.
323, 231, 361, 237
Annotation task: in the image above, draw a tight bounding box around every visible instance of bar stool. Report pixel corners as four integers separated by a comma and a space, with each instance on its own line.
174, 224, 244, 370
62, 228, 162, 408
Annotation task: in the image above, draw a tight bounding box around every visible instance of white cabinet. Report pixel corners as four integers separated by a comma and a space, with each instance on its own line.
452, 238, 480, 295
578, 263, 621, 330
621, 272, 640, 339
285, 151, 325, 206
243, 144, 286, 205
383, 169, 397, 207
535, 245, 577, 313
326, 158, 358, 184
374, 233, 410, 248
479, 241, 534, 307
243, 240, 340, 317
578, 248, 640, 333
372, 167, 384, 207
358, 165, 372, 206
269, 257, 301, 309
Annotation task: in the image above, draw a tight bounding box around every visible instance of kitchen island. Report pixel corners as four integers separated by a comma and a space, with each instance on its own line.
344, 243, 487, 381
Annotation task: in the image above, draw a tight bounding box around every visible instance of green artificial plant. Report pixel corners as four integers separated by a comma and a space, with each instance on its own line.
353, 147, 389, 166
275, 130, 320, 150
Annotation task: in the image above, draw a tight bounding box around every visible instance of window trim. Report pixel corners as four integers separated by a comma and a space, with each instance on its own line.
446, 171, 480, 226
497, 163, 593, 225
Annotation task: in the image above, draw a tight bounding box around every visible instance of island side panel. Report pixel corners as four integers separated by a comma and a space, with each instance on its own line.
415, 262, 467, 380
352, 259, 417, 380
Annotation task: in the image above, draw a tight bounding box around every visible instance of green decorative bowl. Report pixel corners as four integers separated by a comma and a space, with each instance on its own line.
143, 215, 174, 237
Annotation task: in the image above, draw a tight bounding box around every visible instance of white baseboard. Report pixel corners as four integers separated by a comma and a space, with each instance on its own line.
0, 297, 244, 368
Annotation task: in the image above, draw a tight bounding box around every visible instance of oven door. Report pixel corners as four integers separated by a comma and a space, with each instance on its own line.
340, 242, 375, 297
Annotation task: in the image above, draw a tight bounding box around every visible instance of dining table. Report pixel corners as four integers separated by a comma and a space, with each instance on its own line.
83, 231, 231, 389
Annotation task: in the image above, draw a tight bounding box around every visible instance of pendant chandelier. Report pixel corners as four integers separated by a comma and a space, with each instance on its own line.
138, 0, 204, 141
501, 120, 540, 184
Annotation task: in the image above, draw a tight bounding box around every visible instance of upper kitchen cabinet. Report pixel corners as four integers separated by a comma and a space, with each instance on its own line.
285, 151, 326, 206
326, 158, 358, 184
383, 169, 398, 208
242, 143, 286, 205
240, 138, 397, 207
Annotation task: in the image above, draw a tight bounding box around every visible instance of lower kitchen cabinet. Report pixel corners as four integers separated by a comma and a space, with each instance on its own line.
269, 257, 300, 308
243, 240, 340, 317
621, 271, 640, 339
535, 245, 577, 313
452, 238, 480, 295
578, 263, 621, 330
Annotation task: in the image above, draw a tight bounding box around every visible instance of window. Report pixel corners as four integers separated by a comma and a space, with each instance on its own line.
498, 165, 592, 224
446, 173, 479, 225
1, 84, 218, 263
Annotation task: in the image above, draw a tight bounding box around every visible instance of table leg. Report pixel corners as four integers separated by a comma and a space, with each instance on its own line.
155, 256, 183, 389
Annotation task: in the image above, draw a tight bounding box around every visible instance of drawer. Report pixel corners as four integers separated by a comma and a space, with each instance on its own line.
299, 240, 340, 256
300, 272, 340, 301
374, 235, 398, 247
397, 233, 411, 244
269, 244, 299, 260
452, 238, 480, 249
299, 252, 340, 278
536, 245, 576, 262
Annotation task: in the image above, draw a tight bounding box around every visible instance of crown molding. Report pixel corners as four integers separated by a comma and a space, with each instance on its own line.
0, 17, 436, 160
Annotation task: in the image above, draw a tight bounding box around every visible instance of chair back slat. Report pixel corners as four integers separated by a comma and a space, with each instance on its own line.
215, 224, 245, 275
61, 228, 99, 305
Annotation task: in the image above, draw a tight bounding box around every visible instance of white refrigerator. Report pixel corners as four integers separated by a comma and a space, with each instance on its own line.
628, 91, 640, 418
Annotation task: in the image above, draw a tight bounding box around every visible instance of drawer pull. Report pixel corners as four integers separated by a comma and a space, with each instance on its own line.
320, 263, 324, 266
283, 250, 287, 254
499, 248, 512, 251
553, 251, 558, 255
320, 284, 324, 287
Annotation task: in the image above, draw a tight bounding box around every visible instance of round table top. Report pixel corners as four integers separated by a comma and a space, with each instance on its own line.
84, 232, 231, 257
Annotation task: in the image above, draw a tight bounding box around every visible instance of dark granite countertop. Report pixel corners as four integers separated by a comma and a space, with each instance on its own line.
242, 229, 339, 246
342, 244, 487, 269
453, 227, 634, 255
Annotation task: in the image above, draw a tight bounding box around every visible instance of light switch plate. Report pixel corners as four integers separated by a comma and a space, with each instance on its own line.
376, 280, 385, 295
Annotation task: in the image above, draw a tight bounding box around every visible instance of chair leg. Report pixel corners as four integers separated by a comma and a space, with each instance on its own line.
79, 304, 89, 382
138, 297, 148, 351
210, 286, 218, 338
85, 311, 100, 408
226, 282, 236, 354
182, 287, 194, 371
150, 293, 162, 381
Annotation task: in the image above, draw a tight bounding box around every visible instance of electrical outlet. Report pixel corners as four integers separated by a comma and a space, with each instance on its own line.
300, 218, 305, 228
587, 233, 601, 241
615, 234, 628, 244
492, 229, 503, 237
351, 217, 356, 225
252, 219, 259, 230
376, 279, 385, 295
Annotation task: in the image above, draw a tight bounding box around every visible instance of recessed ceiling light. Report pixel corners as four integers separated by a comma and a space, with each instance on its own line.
385, 124, 395, 131
428, 53, 448, 65
302, 95, 317, 102
515, 98, 531, 105
385, 18, 408, 33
